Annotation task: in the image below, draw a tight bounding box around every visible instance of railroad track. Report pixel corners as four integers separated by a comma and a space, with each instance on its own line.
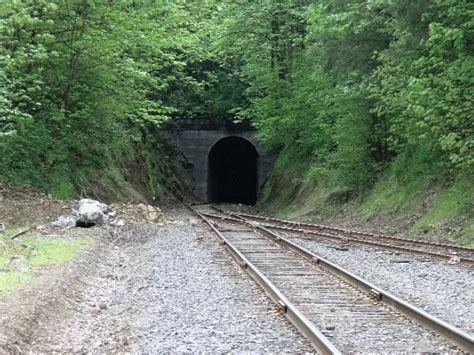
211, 206, 474, 265
190, 205, 473, 354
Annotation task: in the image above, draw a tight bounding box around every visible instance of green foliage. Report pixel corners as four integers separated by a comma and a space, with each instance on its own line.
370, 0, 474, 172
0, 0, 216, 197
358, 150, 443, 220
213, 0, 473, 202
208, 0, 474, 241
330, 93, 376, 192
0, 229, 89, 292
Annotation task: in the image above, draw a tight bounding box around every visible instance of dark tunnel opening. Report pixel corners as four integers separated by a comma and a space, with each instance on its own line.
208, 136, 258, 205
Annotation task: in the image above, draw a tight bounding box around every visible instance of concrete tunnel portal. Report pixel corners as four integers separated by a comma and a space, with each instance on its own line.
173, 119, 274, 204
208, 136, 258, 205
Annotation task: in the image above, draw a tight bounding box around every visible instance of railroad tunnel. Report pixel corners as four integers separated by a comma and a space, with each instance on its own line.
208, 136, 258, 205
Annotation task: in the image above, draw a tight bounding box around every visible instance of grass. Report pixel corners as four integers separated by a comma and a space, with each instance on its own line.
412, 179, 474, 246
458, 222, 474, 246
356, 175, 474, 245
259, 148, 326, 217
0, 228, 90, 293
357, 174, 429, 221
259, 149, 353, 221
260, 148, 474, 246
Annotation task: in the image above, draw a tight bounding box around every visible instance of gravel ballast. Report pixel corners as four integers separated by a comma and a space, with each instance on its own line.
280, 232, 474, 336
126, 212, 311, 352
25, 209, 312, 352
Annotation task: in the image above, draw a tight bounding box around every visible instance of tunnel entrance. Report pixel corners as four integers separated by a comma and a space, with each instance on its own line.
208, 136, 258, 205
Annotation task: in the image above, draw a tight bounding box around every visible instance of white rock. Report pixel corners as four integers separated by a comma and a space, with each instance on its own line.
77, 199, 109, 225
51, 215, 77, 228
149, 212, 161, 222
111, 219, 125, 226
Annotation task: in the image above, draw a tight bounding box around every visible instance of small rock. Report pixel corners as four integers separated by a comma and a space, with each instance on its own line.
51, 215, 77, 228
148, 212, 160, 222
7, 256, 31, 273
111, 219, 125, 227
447, 256, 460, 265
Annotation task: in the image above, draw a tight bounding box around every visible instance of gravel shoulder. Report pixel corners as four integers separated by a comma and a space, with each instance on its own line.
280, 231, 474, 336
15, 208, 311, 352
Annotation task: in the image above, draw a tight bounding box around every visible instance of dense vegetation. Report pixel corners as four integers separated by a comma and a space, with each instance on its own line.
211, 0, 473, 240
216, 1, 472, 181
1, 1, 472, 238
0, 1, 215, 199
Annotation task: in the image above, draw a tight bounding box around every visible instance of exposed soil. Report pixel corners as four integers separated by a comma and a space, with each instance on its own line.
0, 182, 76, 227
0, 183, 167, 228
0, 227, 108, 351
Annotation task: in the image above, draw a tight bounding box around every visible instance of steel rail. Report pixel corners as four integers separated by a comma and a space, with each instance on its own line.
211, 206, 474, 265
222, 208, 474, 252
189, 206, 342, 354
201, 210, 474, 352
263, 223, 474, 264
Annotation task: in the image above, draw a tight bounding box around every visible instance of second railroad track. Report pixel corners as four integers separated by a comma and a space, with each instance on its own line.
211, 206, 474, 265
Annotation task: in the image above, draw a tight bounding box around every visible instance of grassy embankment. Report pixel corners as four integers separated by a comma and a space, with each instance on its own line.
0, 228, 89, 293
259, 148, 474, 246
0, 130, 191, 204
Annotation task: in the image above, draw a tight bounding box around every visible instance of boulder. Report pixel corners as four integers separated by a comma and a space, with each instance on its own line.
76, 199, 109, 225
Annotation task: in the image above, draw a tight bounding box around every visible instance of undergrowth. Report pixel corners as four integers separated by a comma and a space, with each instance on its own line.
0, 127, 192, 204
260, 147, 474, 246
0, 228, 89, 293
